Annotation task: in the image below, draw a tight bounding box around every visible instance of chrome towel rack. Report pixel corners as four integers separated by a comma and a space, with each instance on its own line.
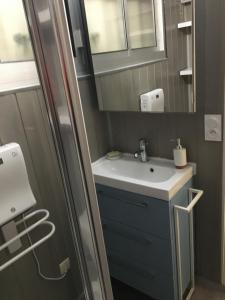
0, 209, 55, 272
174, 188, 203, 300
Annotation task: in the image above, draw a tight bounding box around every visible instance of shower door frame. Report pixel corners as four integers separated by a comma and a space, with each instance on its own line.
23, 0, 113, 299
222, 97, 225, 285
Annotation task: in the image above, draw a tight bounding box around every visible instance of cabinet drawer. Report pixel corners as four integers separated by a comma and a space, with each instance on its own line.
102, 219, 173, 275
108, 253, 174, 300
96, 184, 170, 239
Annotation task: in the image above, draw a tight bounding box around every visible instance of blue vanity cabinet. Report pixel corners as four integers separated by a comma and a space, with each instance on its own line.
96, 180, 193, 300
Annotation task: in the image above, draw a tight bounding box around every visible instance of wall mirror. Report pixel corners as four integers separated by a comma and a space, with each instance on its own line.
80, 0, 196, 112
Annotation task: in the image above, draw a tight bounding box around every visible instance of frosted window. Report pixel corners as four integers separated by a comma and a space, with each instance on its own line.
127, 0, 156, 49
84, 0, 127, 54
0, 0, 33, 62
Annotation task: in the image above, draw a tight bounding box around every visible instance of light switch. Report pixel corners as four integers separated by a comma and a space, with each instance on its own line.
204, 114, 222, 141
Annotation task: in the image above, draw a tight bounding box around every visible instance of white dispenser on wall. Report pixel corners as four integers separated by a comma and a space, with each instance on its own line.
140, 89, 164, 112
0, 143, 36, 226
0, 143, 55, 272
173, 138, 187, 169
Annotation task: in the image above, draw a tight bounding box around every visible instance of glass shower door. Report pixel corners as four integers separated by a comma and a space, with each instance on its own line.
0, 0, 112, 300
22, 0, 113, 300
0, 1, 86, 300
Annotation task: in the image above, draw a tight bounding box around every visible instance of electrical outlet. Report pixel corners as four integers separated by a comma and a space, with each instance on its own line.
59, 257, 70, 275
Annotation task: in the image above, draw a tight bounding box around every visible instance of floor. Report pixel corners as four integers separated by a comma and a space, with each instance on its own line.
111, 278, 153, 300
191, 278, 225, 300
111, 277, 225, 300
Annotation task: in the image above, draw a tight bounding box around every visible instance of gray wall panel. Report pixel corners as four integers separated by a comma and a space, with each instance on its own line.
78, 77, 111, 161
0, 90, 83, 300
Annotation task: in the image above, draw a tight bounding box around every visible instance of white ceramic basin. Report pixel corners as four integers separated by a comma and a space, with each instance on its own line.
92, 154, 194, 201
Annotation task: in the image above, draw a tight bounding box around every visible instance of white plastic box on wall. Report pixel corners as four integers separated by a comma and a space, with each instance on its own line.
204, 115, 222, 142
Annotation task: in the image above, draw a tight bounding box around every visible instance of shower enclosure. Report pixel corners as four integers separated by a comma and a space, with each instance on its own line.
0, 0, 113, 299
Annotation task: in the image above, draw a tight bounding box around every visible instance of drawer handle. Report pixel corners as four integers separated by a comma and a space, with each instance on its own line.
108, 254, 155, 279
125, 200, 148, 208
102, 223, 152, 246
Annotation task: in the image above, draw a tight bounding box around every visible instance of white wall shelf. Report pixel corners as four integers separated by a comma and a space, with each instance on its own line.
180, 68, 192, 76
178, 21, 192, 29
181, 0, 191, 4
178, 0, 193, 110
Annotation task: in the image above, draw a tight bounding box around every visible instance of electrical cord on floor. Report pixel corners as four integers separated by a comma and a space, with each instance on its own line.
23, 214, 67, 281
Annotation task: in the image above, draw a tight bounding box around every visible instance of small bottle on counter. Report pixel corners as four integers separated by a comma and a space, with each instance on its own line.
173, 138, 187, 169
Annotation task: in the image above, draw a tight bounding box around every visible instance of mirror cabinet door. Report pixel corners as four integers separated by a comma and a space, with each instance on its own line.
73, 0, 196, 113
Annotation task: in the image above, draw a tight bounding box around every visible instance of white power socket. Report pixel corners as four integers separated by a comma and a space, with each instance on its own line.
59, 257, 70, 275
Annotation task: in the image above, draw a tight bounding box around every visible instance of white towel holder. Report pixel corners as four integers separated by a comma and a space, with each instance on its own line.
0, 209, 55, 272
174, 188, 203, 300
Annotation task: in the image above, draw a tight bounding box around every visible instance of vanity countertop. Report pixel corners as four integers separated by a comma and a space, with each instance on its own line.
92, 154, 195, 201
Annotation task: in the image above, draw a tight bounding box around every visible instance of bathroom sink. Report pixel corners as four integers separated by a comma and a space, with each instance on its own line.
92, 154, 194, 200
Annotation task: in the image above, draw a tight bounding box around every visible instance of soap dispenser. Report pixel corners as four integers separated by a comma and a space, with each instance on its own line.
173, 138, 187, 169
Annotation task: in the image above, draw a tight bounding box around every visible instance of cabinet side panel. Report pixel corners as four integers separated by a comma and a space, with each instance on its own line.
170, 179, 193, 299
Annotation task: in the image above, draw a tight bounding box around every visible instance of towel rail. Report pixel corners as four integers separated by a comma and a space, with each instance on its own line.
174, 188, 203, 300
0, 209, 55, 271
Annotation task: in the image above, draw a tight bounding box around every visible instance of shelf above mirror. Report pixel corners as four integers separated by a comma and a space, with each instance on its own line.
178, 21, 192, 29
180, 68, 192, 76
181, 0, 191, 4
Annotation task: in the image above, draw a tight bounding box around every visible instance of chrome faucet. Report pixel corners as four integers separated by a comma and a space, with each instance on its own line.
134, 138, 148, 162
